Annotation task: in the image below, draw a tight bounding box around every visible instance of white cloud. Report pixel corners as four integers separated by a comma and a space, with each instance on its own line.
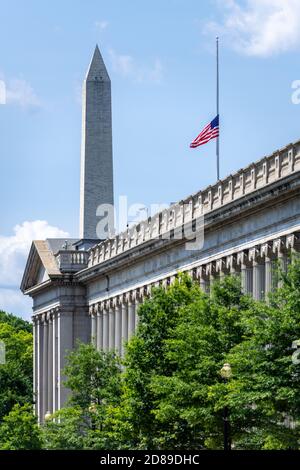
5, 78, 41, 108
95, 20, 109, 31
205, 0, 300, 57
0, 220, 69, 318
109, 49, 163, 83
0, 288, 32, 320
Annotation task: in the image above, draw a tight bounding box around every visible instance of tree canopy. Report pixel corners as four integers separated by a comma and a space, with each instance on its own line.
0, 311, 33, 421
2, 258, 300, 450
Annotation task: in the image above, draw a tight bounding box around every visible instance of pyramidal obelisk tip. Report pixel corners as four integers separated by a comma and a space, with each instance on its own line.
86, 44, 110, 81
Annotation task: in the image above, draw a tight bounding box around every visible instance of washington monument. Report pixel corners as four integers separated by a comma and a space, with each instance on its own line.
21, 46, 300, 423
79, 45, 114, 240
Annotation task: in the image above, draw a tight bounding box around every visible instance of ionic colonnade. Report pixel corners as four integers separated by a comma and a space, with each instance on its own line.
89, 232, 299, 355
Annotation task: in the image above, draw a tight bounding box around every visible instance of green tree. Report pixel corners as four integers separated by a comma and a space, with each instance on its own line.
0, 310, 32, 334
41, 261, 300, 449
43, 343, 122, 449
0, 403, 42, 450
220, 258, 300, 449
0, 314, 33, 420
115, 269, 300, 450
113, 275, 214, 449
42, 406, 87, 450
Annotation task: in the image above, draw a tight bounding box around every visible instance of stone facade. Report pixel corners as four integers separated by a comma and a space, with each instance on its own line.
21, 46, 300, 423
79, 45, 114, 239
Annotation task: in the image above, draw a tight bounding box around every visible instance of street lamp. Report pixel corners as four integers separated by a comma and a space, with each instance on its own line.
89, 403, 97, 414
220, 363, 232, 451
220, 363, 232, 380
44, 410, 52, 421
89, 403, 98, 431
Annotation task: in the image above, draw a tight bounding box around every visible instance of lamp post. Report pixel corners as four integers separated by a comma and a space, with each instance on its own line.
44, 411, 52, 422
220, 363, 232, 451
89, 403, 97, 431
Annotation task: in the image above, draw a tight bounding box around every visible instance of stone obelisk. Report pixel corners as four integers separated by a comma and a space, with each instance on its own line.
79, 45, 114, 239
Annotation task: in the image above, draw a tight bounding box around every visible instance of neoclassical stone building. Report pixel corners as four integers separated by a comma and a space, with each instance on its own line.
21, 46, 300, 423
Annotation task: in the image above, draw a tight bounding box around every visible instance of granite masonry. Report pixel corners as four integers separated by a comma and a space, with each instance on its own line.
21, 46, 300, 423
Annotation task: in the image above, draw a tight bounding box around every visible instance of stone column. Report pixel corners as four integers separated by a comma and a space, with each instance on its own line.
261, 243, 273, 299
109, 301, 115, 351
102, 304, 109, 351
48, 312, 53, 414
206, 263, 216, 291
57, 310, 74, 410
237, 251, 252, 294
286, 233, 299, 259
216, 259, 226, 281
197, 266, 207, 292
96, 305, 103, 351
188, 268, 194, 280
121, 298, 128, 356
135, 291, 140, 329
264, 257, 272, 296
114, 299, 122, 354
42, 314, 48, 421
91, 307, 97, 346
37, 316, 43, 422
128, 296, 135, 340
250, 248, 265, 300
52, 310, 58, 413
227, 254, 238, 276
33, 317, 38, 417
273, 238, 286, 288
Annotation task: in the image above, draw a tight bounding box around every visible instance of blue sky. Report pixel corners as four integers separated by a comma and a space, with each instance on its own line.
1, 0, 300, 317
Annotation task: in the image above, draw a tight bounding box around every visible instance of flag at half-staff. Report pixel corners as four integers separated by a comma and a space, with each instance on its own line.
190, 114, 219, 148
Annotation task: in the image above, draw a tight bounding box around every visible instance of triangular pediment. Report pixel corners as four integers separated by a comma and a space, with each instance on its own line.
20, 240, 61, 293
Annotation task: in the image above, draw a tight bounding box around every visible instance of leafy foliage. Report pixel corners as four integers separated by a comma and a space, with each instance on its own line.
42, 343, 122, 449
3, 259, 300, 450
0, 310, 32, 334
111, 267, 300, 449
0, 312, 33, 421
0, 404, 42, 450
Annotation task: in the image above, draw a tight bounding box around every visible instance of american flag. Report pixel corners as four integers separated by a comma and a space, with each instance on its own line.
190, 115, 219, 148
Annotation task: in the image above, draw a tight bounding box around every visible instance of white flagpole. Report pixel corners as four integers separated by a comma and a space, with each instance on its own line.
216, 36, 220, 181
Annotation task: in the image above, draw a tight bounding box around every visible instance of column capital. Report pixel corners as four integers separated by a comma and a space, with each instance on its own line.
195, 265, 205, 279
272, 238, 286, 256
215, 258, 226, 275
260, 243, 272, 260
144, 284, 151, 297
248, 247, 261, 263
206, 262, 216, 277
46, 311, 53, 322
42, 312, 48, 323
130, 289, 140, 303
226, 254, 237, 271
88, 305, 94, 317
237, 251, 250, 267
95, 303, 101, 315
286, 233, 300, 251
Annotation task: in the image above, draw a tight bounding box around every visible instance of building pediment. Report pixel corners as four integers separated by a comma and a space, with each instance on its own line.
20, 240, 61, 293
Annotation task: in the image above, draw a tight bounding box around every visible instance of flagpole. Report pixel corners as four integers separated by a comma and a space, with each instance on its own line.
216, 36, 220, 181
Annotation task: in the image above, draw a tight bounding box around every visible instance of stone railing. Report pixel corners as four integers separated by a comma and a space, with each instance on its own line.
56, 250, 89, 272
88, 139, 300, 268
